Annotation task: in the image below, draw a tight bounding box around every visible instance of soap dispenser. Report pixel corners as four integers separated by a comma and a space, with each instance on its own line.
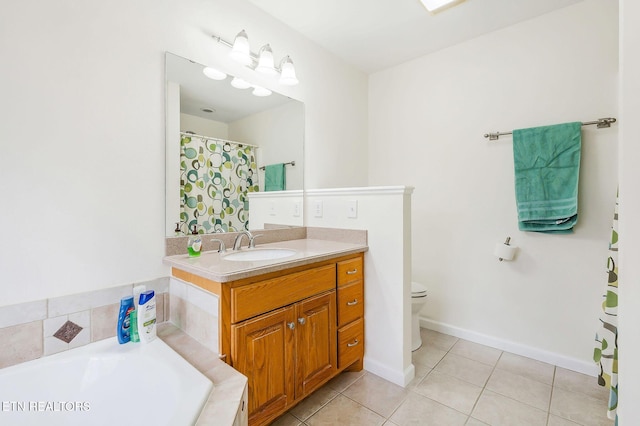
187, 225, 202, 257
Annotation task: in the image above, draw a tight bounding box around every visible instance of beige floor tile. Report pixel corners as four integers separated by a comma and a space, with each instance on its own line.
550, 387, 614, 426
325, 369, 367, 393
306, 394, 385, 426
465, 418, 490, 426
413, 370, 482, 415
343, 372, 409, 417
389, 392, 468, 426
412, 344, 448, 369
271, 412, 303, 426
547, 414, 582, 426
434, 353, 494, 387
405, 362, 432, 391
486, 368, 552, 411
420, 328, 459, 351
289, 384, 338, 421
449, 340, 502, 366
471, 390, 547, 426
554, 367, 611, 402
495, 352, 555, 385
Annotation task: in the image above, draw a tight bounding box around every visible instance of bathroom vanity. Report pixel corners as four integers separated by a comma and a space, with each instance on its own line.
164, 238, 366, 426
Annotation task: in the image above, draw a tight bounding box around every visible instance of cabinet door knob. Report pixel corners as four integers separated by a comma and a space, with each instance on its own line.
346, 269, 358, 275
346, 299, 358, 306
287, 322, 295, 330
347, 339, 360, 347
298, 317, 306, 325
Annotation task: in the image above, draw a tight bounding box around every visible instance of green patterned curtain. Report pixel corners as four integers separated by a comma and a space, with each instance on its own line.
180, 134, 259, 233
594, 192, 618, 424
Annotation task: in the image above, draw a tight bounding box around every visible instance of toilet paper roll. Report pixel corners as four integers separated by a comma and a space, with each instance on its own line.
494, 243, 517, 261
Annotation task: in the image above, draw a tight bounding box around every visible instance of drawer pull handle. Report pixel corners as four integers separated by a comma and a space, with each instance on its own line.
346, 299, 358, 306
287, 322, 295, 330
346, 269, 358, 275
347, 339, 360, 347
298, 317, 306, 325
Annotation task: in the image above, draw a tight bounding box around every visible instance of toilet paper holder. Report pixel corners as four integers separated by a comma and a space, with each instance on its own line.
495, 236, 517, 261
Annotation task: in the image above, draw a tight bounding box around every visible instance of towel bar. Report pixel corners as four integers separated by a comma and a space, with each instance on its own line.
484, 117, 616, 141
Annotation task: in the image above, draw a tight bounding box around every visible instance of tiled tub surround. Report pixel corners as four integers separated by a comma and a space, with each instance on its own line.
169, 276, 219, 353
0, 277, 169, 369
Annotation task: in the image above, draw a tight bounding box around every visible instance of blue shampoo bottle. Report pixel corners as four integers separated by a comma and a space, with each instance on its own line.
117, 296, 135, 344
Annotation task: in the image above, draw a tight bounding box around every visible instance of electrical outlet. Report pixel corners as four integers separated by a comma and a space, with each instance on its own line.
314, 200, 323, 218
269, 201, 276, 216
293, 201, 301, 217
347, 200, 358, 218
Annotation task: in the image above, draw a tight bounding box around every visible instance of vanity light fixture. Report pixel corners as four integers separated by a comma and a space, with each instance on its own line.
420, 0, 465, 13
212, 30, 299, 86
202, 66, 227, 80
228, 30, 252, 65
255, 44, 278, 75
278, 56, 299, 86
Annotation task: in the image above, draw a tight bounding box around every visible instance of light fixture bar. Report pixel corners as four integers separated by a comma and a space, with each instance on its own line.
212, 33, 289, 73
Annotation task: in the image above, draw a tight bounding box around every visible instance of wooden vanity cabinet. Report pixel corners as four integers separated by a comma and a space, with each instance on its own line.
171, 252, 364, 426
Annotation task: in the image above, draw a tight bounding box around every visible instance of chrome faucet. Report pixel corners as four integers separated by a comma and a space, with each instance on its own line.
233, 231, 262, 250
210, 239, 226, 253
233, 231, 253, 251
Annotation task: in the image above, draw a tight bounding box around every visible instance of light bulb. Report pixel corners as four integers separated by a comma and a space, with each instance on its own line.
229, 30, 252, 66
278, 56, 299, 86
255, 44, 278, 75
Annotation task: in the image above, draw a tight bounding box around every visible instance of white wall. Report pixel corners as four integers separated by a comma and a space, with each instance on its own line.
305, 187, 414, 387
0, 0, 367, 307
618, 0, 640, 422
230, 101, 304, 191
180, 113, 229, 139
369, 0, 619, 373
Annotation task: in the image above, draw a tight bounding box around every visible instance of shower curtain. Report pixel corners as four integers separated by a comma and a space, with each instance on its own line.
180, 134, 259, 233
594, 192, 618, 423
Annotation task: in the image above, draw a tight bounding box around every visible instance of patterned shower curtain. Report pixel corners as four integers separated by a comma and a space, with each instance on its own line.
594, 192, 618, 423
180, 134, 259, 233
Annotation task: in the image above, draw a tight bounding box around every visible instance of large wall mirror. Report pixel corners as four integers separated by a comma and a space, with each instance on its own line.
165, 52, 304, 236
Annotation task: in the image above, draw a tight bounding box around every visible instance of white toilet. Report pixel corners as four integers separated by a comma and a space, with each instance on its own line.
411, 282, 428, 351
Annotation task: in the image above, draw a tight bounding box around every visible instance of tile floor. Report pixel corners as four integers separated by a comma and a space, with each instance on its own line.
272, 328, 614, 426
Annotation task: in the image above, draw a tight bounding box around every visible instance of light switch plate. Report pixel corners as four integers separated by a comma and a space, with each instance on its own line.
293, 201, 301, 217
347, 200, 358, 218
314, 200, 323, 218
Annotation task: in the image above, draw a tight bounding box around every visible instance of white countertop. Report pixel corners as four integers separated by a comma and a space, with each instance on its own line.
163, 238, 368, 283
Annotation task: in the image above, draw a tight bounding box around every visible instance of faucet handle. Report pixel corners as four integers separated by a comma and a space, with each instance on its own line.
249, 234, 263, 248
210, 239, 226, 253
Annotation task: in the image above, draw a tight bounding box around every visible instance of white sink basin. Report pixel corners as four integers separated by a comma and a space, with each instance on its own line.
222, 248, 297, 262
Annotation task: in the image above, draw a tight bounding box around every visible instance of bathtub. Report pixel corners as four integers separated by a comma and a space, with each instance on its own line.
0, 337, 213, 426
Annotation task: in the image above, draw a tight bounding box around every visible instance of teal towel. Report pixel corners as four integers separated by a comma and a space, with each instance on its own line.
264, 163, 286, 191
513, 122, 582, 233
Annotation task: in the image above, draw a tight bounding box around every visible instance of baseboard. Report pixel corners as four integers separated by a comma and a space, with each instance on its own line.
419, 317, 598, 377
363, 356, 414, 387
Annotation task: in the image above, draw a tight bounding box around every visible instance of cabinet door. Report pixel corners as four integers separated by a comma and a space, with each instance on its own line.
232, 306, 295, 426
295, 291, 337, 397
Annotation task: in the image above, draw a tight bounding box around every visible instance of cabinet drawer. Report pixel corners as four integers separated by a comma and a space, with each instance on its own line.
338, 318, 364, 369
337, 257, 363, 287
231, 264, 336, 323
337, 281, 363, 327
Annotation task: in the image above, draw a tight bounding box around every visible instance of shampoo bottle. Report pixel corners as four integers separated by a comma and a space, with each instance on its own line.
188, 225, 202, 257
117, 296, 135, 344
137, 290, 157, 343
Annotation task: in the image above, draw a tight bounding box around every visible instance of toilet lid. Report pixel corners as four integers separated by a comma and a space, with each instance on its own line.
411, 282, 428, 298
